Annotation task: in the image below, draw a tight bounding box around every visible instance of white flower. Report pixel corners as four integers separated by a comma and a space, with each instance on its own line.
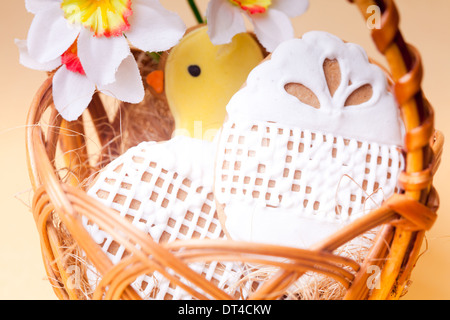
17, 39, 144, 121
19, 0, 186, 120
206, 0, 309, 52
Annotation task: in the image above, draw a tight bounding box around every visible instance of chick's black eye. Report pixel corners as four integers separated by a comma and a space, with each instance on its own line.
188, 65, 201, 77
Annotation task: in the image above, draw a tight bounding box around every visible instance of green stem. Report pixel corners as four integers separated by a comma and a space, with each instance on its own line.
188, 0, 204, 24
147, 51, 161, 63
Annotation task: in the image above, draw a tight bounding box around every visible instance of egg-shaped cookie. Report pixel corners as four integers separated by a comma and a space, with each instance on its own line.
214, 31, 405, 249
85, 136, 253, 299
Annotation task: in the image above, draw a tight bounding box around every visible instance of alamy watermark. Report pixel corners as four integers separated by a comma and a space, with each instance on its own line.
67, 265, 82, 290
172, 121, 219, 141
367, 5, 381, 30
366, 265, 381, 290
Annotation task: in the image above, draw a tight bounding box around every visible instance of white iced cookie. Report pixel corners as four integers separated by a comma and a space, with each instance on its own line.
214, 31, 405, 249
85, 136, 252, 299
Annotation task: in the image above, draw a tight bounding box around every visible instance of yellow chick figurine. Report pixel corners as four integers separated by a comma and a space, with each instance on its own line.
153, 25, 265, 141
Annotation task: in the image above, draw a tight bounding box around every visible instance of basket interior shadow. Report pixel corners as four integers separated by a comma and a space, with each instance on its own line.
26, 0, 443, 300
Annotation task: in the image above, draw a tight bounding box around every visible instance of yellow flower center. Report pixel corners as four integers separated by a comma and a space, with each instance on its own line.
61, 0, 133, 37
229, 0, 271, 14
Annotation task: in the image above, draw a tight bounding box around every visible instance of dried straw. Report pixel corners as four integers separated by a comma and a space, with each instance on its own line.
119, 49, 174, 151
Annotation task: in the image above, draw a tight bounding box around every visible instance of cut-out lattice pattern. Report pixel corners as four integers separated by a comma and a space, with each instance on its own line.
215, 119, 404, 248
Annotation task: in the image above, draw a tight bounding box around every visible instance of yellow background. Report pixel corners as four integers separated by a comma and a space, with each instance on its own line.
1, 0, 449, 299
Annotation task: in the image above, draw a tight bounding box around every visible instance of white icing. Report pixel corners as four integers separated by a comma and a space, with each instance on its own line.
224, 202, 345, 248
226, 31, 404, 146
85, 136, 254, 299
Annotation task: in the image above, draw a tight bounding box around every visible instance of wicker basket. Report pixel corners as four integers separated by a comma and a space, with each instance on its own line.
26, 0, 443, 300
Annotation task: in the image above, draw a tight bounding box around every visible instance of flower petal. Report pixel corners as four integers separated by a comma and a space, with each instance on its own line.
15, 39, 61, 71
27, 5, 80, 63
250, 9, 294, 52
53, 65, 96, 121
206, 0, 246, 45
271, 0, 309, 18
25, 0, 60, 14
125, 0, 186, 52
97, 55, 145, 104
77, 28, 130, 86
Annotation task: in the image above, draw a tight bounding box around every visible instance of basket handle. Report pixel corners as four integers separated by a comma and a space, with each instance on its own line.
251, 0, 438, 300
